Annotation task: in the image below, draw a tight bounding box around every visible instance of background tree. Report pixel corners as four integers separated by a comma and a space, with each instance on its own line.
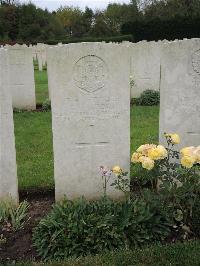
90, 10, 110, 37
0, 0, 18, 5
56, 6, 84, 36
1, 0, 200, 43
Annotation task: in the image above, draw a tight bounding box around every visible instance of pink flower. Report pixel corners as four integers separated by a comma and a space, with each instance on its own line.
99, 166, 112, 177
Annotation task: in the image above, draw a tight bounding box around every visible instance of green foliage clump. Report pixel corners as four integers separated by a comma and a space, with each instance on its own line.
0, 200, 29, 231
135, 90, 160, 106
191, 194, 200, 237
33, 197, 170, 260
42, 98, 51, 112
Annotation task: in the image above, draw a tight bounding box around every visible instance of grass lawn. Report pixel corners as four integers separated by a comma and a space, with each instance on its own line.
14, 112, 54, 190
34, 69, 49, 105
14, 68, 159, 190
14, 241, 200, 266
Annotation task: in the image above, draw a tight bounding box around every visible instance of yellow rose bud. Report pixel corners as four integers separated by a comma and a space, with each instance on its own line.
141, 157, 154, 171
170, 134, 180, 144
181, 156, 196, 169
131, 152, 141, 163
166, 133, 180, 144
112, 166, 122, 175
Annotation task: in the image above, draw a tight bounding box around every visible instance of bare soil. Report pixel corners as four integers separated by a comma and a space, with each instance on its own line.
0, 190, 54, 263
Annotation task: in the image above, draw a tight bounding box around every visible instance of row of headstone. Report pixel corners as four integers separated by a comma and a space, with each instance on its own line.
2, 39, 197, 110
0, 40, 199, 204
33, 43, 48, 71
40, 39, 200, 201
1, 43, 49, 111
5, 44, 36, 110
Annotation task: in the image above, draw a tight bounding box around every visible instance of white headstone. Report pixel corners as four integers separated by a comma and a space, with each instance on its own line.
130, 41, 161, 98
32, 45, 37, 61
37, 51, 43, 71
48, 43, 130, 201
36, 43, 47, 71
159, 39, 200, 147
46, 46, 53, 100
42, 47, 47, 68
7, 45, 36, 110
0, 49, 18, 203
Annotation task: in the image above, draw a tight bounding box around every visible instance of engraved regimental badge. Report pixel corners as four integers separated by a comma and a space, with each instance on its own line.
73, 55, 108, 93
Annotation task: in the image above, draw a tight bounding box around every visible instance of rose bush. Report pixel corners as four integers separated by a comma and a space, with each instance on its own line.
129, 133, 200, 239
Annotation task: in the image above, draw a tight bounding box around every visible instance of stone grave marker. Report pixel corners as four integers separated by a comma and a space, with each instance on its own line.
159, 39, 200, 148
48, 43, 130, 201
0, 49, 18, 203
7, 44, 36, 110
130, 41, 161, 98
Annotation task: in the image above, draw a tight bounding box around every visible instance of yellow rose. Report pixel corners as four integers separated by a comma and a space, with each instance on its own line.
148, 148, 161, 160
137, 144, 156, 156
170, 134, 180, 144
112, 166, 122, 175
148, 145, 167, 160
193, 146, 200, 164
138, 156, 146, 163
136, 144, 148, 153
141, 157, 154, 171
181, 156, 196, 169
131, 152, 141, 163
157, 145, 168, 159
180, 146, 195, 157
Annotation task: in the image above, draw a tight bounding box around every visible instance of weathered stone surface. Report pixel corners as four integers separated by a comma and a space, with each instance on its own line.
0, 49, 18, 203
48, 43, 130, 201
159, 39, 200, 148
130, 41, 161, 98
7, 45, 36, 110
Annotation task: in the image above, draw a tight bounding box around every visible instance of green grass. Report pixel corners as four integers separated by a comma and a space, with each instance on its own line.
13, 241, 200, 266
34, 69, 49, 105
14, 112, 54, 189
131, 105, 159, 152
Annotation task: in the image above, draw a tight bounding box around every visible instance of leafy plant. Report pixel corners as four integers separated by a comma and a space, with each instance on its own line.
33, 197, 170, 261
131, 133, 200, 239
135, 90, 160, 106
0, 200, 29, 231
191, 194, 200, 237
111, 169, 130, 200
0, 234, 6, 246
